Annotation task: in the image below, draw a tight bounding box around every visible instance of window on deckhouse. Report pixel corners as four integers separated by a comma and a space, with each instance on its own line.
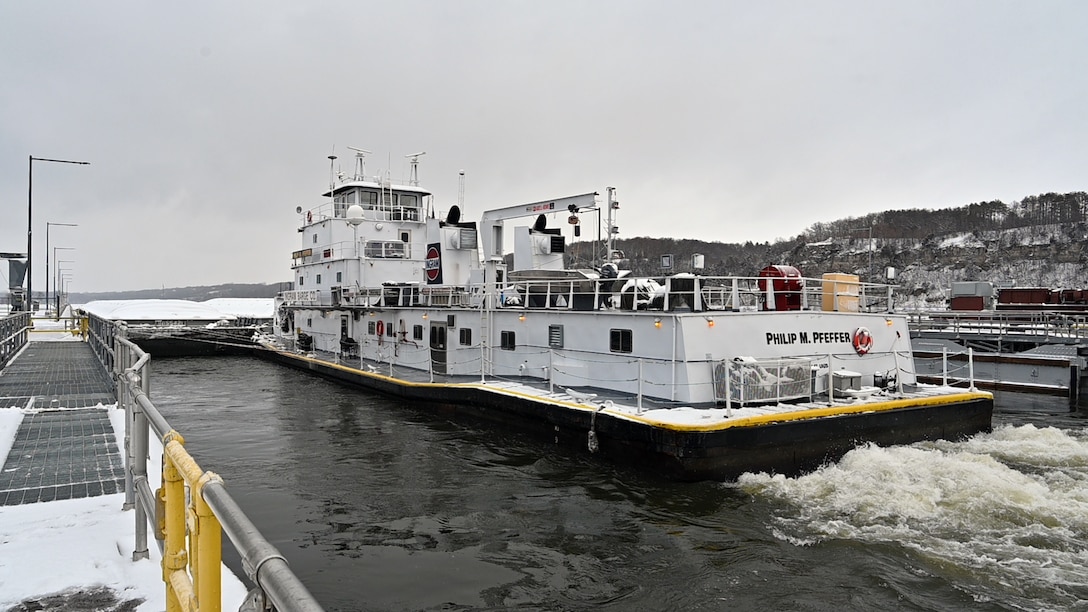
609, 329, 632, 353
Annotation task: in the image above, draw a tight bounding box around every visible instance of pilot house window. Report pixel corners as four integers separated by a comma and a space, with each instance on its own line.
364, 241, 407, 258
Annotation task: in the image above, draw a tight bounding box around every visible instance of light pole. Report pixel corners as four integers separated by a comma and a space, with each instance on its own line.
58, 271, 74, 316
28, 156, 89, 312
52, 246, 74, 315
46, 222, 77, 315
56, 258, 74, 311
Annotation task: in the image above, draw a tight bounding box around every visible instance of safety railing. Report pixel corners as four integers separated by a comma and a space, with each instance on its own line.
311, 274, 893, 313
88, 314, 323, 612
23, 315, 86, 340
714, 357, 815, 406
907, 310, 1088, 342
0, 311, 31, 368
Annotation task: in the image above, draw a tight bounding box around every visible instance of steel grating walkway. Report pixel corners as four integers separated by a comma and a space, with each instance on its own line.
0, 342, 125, 506
0, 342, 115, 409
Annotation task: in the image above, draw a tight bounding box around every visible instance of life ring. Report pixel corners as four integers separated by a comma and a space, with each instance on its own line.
852, 326, 873, 355
306, 211, 313, 223
376, 320, 384, 344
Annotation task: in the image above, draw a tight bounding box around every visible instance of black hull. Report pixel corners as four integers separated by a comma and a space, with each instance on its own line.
254, 348, 994, 481
126, 328, 260, 357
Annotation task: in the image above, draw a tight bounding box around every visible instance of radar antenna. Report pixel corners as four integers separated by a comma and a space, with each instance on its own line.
405, 151, 426, 186
347, 146, 371, 181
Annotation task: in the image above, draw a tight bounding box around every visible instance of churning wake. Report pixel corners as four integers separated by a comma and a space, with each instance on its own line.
736, 424, 1088, 609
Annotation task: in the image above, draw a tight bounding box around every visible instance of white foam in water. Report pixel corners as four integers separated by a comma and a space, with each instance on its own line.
736, 424, 1088, 607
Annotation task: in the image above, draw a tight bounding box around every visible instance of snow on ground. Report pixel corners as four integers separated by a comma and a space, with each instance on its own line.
0, 410, 20, 465
0, 492, 168, 609
0, 403, 248, 610
937, 232, 986, 249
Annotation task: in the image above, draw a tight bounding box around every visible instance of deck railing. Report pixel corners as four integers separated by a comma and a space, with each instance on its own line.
279, 273, 896, 313
907, 310, 1088, 342
87, 314, 323, 612
0, 311, 30, 368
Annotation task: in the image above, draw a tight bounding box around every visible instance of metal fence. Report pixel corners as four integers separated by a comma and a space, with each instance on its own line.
0, 311, 30, 368
714, 357, 815, 406
87, 314, 323, 612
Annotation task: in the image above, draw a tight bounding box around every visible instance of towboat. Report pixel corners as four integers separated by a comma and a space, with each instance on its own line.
257, 153, 993, 480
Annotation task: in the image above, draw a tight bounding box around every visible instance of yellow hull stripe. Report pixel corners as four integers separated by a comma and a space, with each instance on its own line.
279, 349, 993, 433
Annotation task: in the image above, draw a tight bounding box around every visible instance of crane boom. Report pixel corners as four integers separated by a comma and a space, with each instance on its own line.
479, 192, 598, 259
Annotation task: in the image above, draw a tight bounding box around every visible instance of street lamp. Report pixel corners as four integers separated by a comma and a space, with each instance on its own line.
56, 259, 75, 299
52, 247, 75, 318
58, 271, 74, 315
28, 156, 89, 312
46, 222, 77, 315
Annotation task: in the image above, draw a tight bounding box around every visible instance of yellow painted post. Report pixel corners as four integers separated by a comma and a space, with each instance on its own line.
162, 433, 188, 612
195, 472, 224, 612
155, 486, 167, 542
167, 571, 198, 612
163, 433, 225, 612
187, 505, 200, 610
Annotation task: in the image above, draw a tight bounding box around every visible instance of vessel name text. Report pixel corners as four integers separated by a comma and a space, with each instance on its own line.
765, 331, 852, 345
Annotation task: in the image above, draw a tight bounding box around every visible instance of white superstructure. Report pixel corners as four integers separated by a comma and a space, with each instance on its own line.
275, 156, 913, 407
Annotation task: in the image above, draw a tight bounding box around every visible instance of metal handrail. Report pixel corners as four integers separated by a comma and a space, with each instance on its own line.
87, 314, 323, 611
0, 311, 31, 368
907, 310, 1088, 341
280, 272, 896, 312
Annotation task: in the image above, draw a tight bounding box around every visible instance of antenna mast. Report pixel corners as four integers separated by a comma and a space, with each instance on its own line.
347, 146, 371, 181
328, 151, 338, 198
458, 170, 465, 211
405, 151, 426, 186
606, 187, 620, 262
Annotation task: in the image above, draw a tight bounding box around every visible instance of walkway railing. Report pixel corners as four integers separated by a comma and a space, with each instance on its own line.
0, 311, 30, 368
907, 310, 1088, 342
281, 273, 896, 313
87, 314, 323, 612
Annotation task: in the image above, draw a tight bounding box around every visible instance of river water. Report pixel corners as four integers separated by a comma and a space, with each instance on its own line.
150, 356, 1088, 611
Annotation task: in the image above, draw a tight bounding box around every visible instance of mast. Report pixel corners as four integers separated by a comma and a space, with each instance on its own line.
458, 170, 465, 212
406, 151, 426, 186
606, 187, 620, 262
347, 146, 371, 181
328, 153, 337, 201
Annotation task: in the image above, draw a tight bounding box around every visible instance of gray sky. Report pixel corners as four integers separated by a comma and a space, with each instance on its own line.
2, 1, 1086, 292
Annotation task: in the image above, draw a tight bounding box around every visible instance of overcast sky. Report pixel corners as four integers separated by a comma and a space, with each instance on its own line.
2, 1, 1086, 292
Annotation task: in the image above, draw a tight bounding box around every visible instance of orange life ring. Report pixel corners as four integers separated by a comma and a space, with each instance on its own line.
852, 326, 873, 355
376, 320, 384, 344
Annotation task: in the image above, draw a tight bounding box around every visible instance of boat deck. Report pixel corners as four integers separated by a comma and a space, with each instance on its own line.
278, 346, 991, 432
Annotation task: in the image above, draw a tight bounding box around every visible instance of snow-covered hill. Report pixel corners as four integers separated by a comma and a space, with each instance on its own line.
792, 223, 1088, 310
